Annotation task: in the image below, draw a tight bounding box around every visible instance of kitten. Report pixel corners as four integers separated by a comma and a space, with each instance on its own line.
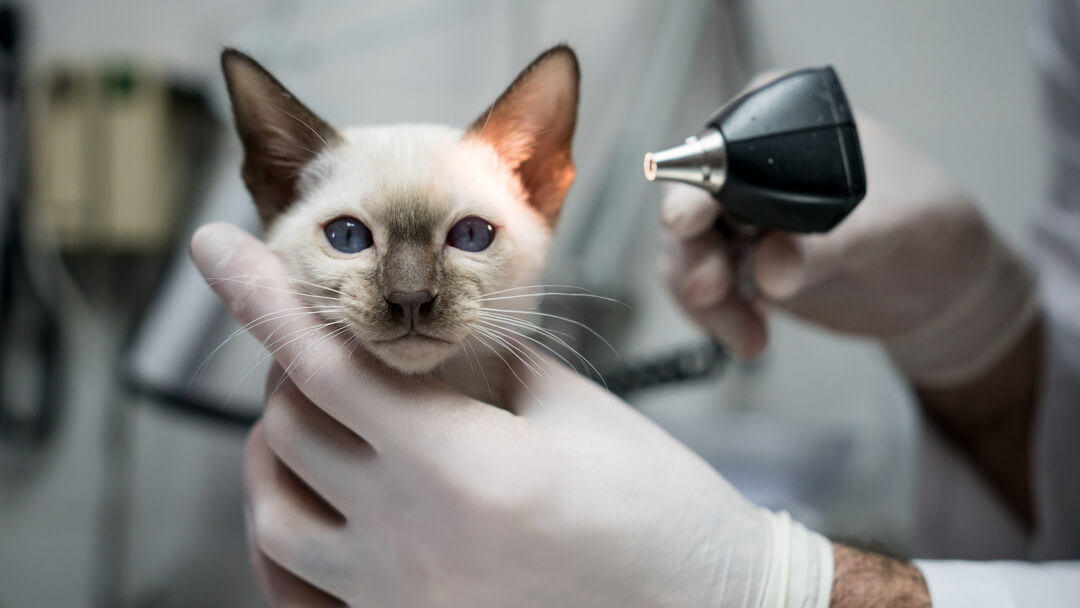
221, 46, 579, 405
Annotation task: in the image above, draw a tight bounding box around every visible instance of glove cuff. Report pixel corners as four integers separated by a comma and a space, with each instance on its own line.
758, 510, 834, 608
884, 234, 1038, 389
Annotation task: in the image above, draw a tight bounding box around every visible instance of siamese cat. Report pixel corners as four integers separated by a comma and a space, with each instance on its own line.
221, 45, 580, 405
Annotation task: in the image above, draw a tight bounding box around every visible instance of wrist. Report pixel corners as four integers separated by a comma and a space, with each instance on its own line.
758, 511, 834, 608
914, 315, 1043, 523
884, 231, 1036, 389
829, 544, 930, 608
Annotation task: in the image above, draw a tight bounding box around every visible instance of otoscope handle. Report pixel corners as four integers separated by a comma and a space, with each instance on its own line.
715, 214, 762, 299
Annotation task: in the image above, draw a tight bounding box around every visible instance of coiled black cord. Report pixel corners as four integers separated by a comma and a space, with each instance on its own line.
596, 339, 729, 397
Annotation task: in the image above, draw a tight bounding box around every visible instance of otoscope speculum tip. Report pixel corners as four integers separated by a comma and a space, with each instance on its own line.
643, 153, 657, 181
642, 128, 727, 194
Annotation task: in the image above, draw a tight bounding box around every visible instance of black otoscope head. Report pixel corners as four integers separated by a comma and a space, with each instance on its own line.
645, 67, 867, 233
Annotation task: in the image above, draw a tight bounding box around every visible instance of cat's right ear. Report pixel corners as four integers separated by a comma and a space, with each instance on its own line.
221, 49, 340, 226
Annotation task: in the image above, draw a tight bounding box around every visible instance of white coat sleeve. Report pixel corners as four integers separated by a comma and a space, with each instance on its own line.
914, 561, 1080, 608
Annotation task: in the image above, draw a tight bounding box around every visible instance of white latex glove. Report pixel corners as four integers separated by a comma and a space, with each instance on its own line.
660, 111, 1036, 387
191, 222, 833, 608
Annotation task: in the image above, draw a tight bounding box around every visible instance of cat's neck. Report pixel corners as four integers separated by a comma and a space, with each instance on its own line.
434, 347, 516, 409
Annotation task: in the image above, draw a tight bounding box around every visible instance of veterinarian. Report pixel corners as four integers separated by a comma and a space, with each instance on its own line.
190, 1, 1080, 605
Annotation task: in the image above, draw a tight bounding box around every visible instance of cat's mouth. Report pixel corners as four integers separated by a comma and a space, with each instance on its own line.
375, 330, 452, 346
367, 329, 457, 374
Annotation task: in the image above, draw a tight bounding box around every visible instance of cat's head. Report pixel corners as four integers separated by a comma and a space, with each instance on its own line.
222, 46, 579, 374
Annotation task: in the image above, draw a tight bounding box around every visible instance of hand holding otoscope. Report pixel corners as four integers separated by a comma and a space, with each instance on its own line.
653, 68, 1033, 387
595, 68, 867, 392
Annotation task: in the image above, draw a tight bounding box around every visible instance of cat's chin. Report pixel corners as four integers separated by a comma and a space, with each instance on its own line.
367, 333, 458, 375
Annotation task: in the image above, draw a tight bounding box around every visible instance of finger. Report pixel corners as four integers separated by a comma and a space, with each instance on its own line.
756, 231, 844, 301
249, 543, 344, 608
754, 232, 806, 299
689, 296, 768, 359
679, 245, 733, 310
660, 185, 721, 239
661, 229, 767, 357
245, 423, 351, 595
262, 366, 377, 514
191, 222, 490, 446
662, 230, 733, 310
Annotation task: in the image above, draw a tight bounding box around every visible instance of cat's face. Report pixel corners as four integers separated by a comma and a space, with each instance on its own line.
264, 125, 554, 372
222, 47, 579, 374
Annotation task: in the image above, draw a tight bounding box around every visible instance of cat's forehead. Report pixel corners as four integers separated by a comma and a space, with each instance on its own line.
302, 124, 517, 226
298, 123, 524, 242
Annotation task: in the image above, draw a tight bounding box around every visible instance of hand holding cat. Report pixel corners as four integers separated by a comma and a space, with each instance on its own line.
660, 111, 1035, 387
191, 221, 833, 608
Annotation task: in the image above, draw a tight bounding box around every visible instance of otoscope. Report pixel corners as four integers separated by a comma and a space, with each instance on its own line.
645, 66, 867, 294
603, 67, 867, 396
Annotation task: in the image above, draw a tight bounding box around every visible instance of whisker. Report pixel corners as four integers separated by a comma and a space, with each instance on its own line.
224, 321, 344, 407
474, 318, 577, 375
478, 292, 628, 307
261, 316, 346, 353
344, 332, 366, 362
253, 321, 348, 382
204, 278, 341, 301
471, 331, 542, 408
477, 323, 575, 383
188, 304, 346, 388
476, 317, 607, 389
477, 284, 600, 299
479, 307, 619, 357
274, 324, 352, 393
460, 334, 476, 372
477, 310, 575, 341
462, 336, 494, 401
234, 305, 346, 346
266, 324, 353, 404
473, 325, 546, 379
300, 325, 357, 386
474, 329, 544, 383
223, 274, 349, 298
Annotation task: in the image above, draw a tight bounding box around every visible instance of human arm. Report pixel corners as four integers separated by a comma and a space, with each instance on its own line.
831, 544, 930, 608
660, 114, 1041, 523
829, 544, 1080, 608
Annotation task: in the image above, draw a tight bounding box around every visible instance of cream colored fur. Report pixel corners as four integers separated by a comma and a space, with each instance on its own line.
266, 125, 552, 402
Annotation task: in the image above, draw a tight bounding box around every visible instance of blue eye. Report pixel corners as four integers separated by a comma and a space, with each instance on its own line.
447, 216, 495, 252
324, 217, 373, 253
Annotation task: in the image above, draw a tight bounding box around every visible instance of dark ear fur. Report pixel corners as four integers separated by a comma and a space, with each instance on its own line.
221, 49, 340, 227
465, 45, 580, 225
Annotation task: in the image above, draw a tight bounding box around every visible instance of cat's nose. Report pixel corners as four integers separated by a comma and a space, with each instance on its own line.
385, 290, 437, 327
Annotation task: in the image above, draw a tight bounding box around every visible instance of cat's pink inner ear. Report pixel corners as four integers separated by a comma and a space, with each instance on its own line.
466, 46, 580, 225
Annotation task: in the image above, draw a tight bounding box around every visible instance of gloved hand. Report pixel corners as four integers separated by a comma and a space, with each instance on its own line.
660, 111, 1036, 387
192, 222, 834, 608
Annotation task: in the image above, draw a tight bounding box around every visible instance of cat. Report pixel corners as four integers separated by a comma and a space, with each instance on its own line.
221, 45, 580, 406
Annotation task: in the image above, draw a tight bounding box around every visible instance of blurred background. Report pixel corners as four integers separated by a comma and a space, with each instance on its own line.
0, 0, 1044, 606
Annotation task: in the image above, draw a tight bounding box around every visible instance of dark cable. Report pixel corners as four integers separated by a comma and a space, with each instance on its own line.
596, 338, 729, 397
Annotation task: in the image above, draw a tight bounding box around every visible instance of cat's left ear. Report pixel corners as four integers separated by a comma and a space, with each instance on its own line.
465, 45, 580, 225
